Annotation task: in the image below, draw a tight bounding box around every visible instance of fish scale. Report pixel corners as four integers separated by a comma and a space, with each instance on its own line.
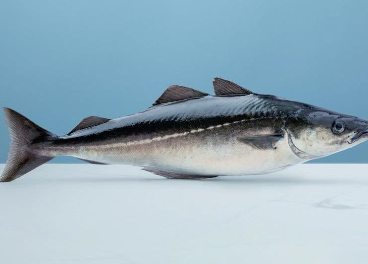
1, 78, 368, 182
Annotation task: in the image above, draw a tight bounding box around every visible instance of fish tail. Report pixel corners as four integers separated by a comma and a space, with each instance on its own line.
1, 108, 56, 182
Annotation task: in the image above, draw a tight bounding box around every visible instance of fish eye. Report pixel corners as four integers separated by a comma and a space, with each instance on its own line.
332, 121, 345, 134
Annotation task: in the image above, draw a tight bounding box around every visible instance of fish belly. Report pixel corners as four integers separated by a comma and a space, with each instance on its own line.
71, 130, 303, 176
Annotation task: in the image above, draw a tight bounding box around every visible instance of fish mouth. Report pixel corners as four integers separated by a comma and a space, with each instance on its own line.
350, 128, 368, 144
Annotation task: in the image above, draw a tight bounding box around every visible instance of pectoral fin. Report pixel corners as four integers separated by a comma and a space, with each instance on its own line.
238, 134, 284, 150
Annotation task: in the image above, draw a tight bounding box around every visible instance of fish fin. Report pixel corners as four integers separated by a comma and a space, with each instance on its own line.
153, 85, 208, 106
213, 78, 253, 96
68, 116, 110, 135
78, 158, 108, 165
238, 134, 284, 150
1, 108, 56, 182
143, 168, 218, 179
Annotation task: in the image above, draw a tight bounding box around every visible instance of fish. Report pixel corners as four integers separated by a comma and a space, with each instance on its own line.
1, 78, 368, 182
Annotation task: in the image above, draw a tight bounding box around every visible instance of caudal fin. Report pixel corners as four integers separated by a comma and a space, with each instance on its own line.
1, 108, 56, 182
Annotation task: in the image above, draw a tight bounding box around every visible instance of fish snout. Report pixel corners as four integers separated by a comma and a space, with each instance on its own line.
349, 119, 368, 143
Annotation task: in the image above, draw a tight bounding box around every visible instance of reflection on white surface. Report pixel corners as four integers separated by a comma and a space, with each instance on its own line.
0, 164, 368, 264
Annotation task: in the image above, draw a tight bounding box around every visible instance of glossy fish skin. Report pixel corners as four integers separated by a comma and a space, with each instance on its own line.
44, 95, 300, 175
2, 78, 368, 182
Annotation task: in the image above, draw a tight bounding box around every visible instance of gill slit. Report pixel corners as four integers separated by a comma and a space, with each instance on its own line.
282, 128, 319, 160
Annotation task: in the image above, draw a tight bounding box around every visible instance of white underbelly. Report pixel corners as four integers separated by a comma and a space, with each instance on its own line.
148, 136, 302, 175
74, 133, 304, 176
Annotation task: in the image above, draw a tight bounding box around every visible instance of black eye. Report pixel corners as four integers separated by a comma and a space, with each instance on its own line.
332, 121, 345, 134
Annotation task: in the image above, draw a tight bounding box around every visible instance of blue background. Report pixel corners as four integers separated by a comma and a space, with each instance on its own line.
1, 0, 368, 163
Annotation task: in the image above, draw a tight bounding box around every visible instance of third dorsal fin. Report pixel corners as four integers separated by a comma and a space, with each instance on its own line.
213, 78, 253, 96
68, 116, 110, 135
153, 85, 208, 106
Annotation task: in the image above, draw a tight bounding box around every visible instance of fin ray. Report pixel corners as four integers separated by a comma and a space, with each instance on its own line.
153, 85, 208, 106
1, 108, 56, 182
143, 168, 218, 179
78, 158, 108, 165
213, 78, 253, 96
238, 134, 284, 150
68, 116, 110, 135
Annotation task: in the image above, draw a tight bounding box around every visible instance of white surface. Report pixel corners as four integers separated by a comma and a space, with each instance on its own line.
1, 164, 368, 264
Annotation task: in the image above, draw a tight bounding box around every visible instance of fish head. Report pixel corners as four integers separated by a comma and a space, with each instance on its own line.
286, 109, 368, 159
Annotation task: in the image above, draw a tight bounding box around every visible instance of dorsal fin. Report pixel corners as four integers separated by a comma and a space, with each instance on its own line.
68, 116, 110, 135
213, 78, 253, 96
153, 85, 208, 106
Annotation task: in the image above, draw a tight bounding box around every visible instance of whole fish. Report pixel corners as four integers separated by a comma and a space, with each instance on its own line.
1, 78, 368, 182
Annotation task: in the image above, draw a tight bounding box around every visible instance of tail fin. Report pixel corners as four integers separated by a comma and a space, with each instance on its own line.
1, 108, 56, 182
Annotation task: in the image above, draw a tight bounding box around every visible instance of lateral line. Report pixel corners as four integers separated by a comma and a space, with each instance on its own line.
97, 116, 276, 148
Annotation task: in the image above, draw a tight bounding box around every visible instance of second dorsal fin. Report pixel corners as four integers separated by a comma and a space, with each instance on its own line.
153, 85, 208, 106
68, 116, 110, 135
213, 78, 253, 96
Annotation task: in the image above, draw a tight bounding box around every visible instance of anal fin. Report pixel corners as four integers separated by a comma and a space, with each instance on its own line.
143, 168, 218, 179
